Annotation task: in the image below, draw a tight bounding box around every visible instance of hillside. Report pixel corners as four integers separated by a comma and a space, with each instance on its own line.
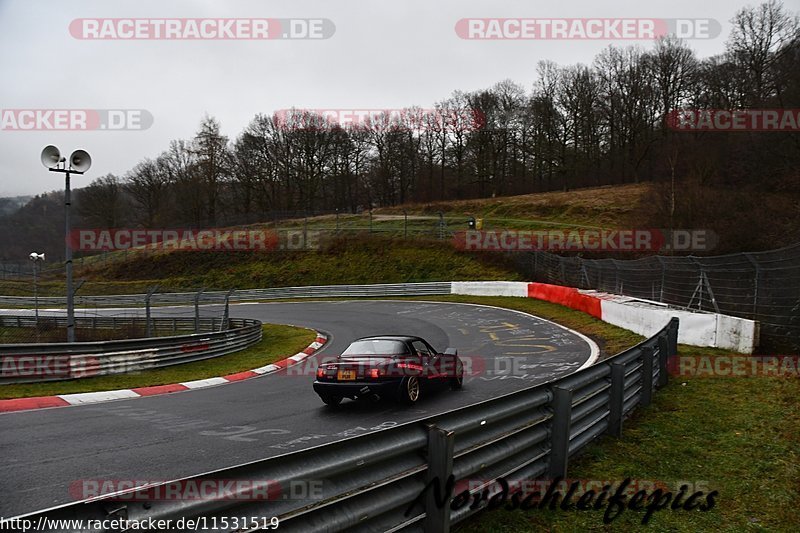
375, 183, 648, 228
63, 236, 521, 292
11, 182, 795, 293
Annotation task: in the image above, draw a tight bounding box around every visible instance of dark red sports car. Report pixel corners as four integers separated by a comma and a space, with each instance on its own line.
313, 335, 463, 406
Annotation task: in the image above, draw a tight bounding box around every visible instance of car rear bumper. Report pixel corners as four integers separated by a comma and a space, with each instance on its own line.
313, 379, 403, 399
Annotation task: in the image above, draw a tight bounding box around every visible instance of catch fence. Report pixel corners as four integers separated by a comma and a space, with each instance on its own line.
522, 244, 800, 352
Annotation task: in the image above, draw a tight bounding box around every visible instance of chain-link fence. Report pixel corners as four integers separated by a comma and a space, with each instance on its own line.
518, 244, 800, 353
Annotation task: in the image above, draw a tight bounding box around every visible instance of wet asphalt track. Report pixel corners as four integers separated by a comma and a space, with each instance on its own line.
0, 300, 596, 517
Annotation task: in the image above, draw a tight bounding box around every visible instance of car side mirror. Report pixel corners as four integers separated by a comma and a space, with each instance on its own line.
444, 348, 458, 356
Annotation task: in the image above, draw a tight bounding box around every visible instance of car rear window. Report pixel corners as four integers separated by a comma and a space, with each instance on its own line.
342, 340, 409, 356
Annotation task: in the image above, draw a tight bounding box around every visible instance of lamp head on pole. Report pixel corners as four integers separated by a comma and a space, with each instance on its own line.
69, 150, 92, 172
40, 146, 92, 174
40, 145, 64, 169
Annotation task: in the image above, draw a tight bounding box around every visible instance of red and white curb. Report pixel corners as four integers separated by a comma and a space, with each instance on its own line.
0, 334, 327, 414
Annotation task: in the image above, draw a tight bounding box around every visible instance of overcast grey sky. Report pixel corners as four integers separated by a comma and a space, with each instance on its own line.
0, 0, 778, 197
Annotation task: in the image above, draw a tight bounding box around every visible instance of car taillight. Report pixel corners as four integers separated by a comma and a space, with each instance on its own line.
316, 367, 325, 378
368, 368, 383, 379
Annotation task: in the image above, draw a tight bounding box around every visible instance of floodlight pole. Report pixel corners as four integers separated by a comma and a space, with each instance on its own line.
50, 167, 83, 343
32, 260, 39, 322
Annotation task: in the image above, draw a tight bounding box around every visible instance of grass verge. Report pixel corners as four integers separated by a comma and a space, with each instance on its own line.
455, 375, 800, 532
0, 324, 316, 399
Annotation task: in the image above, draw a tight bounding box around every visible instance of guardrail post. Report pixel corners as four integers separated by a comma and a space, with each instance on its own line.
640, 346, 654, 407
608, 363, 625, 437
657, 336, 670, 387
668, 317, 679, 357
548, 386, 572, 479
424, 425, 454, 533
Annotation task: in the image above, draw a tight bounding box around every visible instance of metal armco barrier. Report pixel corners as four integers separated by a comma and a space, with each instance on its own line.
0, 315, 228, 333
15, 318, 679, 532
0, 282, 453, 308
0, 318, 262, 384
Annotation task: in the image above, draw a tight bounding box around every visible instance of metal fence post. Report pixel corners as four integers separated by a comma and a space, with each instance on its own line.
744, 253, 760, 320
424, 425, 455, 533
657, 336, 670, 387
640, 346, 654, 407
194, 288, 205, 333
656, 256, 666, 303
696, 264, 704, 311
608, 363, 625, 437
548, 386, 572, 479
144, 285, 159, 338
222, 289, 235, 331
303, 213, 309, 250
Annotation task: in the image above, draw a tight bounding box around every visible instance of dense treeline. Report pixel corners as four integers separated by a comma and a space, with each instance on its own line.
1, 1, 798, 261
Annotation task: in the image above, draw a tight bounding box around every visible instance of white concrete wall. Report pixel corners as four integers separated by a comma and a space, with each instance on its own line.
715, 314, 759, 353
451, 281, 529, 298
600, 299, 718, 346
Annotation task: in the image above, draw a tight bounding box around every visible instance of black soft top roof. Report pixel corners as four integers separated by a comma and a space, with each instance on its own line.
353, 335, 425, 343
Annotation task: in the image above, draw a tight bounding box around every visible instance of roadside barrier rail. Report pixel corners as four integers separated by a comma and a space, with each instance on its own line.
0, 282, 453, 309
15, 318, 679, 532
0, 317, 262, 385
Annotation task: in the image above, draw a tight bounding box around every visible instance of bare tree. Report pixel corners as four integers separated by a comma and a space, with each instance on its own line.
126, 158, 170, 227
193, 116, 230, 224
727, 0, 799, 105
76, 174, 127, 228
